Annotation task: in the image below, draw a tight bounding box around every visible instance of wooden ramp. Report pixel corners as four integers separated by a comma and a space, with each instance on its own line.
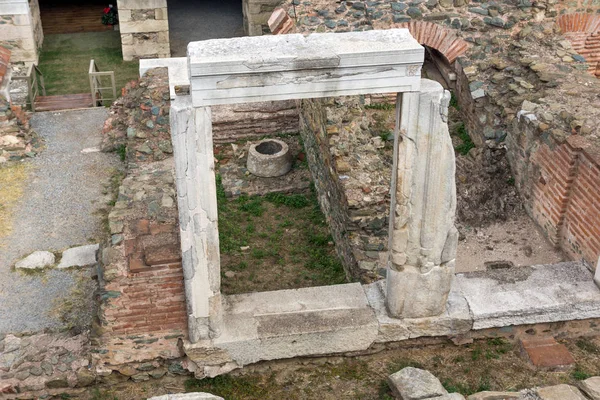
34, 94, 94, 112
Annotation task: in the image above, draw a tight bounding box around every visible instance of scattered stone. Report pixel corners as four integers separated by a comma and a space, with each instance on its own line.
467, 393, 520, 399
57, 244, 99, 268
387, 367, 448, 399
579, 377, 600, 400
147, 393, 224, 400
536, 384, 587, 400
14, 251, 55, 270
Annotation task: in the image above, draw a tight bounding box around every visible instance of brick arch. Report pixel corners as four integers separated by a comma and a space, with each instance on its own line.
393, 21, 469, 64
556, 13, 600, 78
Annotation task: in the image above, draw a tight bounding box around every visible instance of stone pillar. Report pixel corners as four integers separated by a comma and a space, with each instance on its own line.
117, 0, 170, 61
170, 96, 222, 343
386, 79, 458, 319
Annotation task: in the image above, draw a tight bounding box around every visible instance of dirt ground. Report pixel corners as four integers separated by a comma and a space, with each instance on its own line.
82, 335, 600, 400
456, 213, 565, 273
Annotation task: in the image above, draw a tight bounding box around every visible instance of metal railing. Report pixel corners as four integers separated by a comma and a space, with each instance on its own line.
89, 59, 116, 107
12, 63, 46, 112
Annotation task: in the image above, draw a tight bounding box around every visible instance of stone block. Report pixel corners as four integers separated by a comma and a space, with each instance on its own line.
118, 0, 167, 10
387, 367, 448, 400
455, 262, 600, 329
536, 384, 587, 400
147, 393, 224, 400
14, 251, 55, 269
579, 377, 600, 400
185, 283, 378, 368
119, 9, 132, 21
154, 7, 168, 20
364, 280, 472, 342
467, 393, 520, 400
520, 337, 575, 369
57, 244, 99, 268
119, 19, 168, 34
188, 29, 423, 106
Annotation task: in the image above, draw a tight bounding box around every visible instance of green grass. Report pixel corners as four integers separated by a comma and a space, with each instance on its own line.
216, 175, 347, 293
185, 375, 273, 400
571, 366, 592, 381
38, 31, 139, 97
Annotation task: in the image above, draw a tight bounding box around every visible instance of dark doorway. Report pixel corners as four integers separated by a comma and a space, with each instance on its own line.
168, 0, 244, 57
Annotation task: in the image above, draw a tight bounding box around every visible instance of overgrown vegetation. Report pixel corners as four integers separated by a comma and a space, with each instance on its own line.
0, 163, 29, 240
216, 176, 347, 294
38, 32, 139, 96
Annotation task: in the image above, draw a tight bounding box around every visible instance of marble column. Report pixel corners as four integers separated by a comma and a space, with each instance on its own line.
386, 79, 458, 319
170, 96, 222, 342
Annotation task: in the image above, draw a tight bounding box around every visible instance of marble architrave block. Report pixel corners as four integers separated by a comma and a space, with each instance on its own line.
187, 29, 424, 107
170, 96, 222, 342
386, 79, 457, 319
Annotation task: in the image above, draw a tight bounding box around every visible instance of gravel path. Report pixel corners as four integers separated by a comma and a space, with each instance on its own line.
0, 108, 121, 334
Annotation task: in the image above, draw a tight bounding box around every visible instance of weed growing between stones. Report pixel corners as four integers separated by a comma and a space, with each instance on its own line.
454, 122, 475, 156
216, 175, 347, 294
571, 366, 592, 380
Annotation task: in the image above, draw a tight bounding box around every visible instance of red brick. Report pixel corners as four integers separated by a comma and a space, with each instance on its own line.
520, 337, 575, 370
144, 244, 182, 265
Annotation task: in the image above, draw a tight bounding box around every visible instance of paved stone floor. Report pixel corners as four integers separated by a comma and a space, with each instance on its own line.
168, 0, 245, 57
0, 108, 120, 334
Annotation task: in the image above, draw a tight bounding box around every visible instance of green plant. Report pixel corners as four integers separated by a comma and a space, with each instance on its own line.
572, 366, 592, 380
471, 347, 482, 361
365, 102, 394, 110
449, 91, 460, 110
184, 375, 272, 399
454, 122, 475, 155
116, 144, 127, 162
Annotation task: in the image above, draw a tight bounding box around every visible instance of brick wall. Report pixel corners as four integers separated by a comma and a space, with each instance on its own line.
509, 112, 600, 265
96, 159, 187, 366
557, 14, 600, 78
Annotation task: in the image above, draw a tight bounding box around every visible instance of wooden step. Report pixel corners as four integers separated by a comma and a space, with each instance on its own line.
35, 94, 94, 112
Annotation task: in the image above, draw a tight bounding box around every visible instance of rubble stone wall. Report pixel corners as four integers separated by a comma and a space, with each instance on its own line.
300, 96, 392, 281
117, 0, 170, 61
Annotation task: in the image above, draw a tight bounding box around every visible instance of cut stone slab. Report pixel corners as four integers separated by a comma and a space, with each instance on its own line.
455, 262, 600, 329
188, 29, 424, 106
364, 280, 472, 342
467, 393, 520, 400
147, 393, 224, 400
185, 283, 378, 372
57, 244, 99, 268
387, 367, 448, 400
14, 251, 55, 270
536, 384, 587, 400
520, 337, 575, 369
579, 377, 600, 400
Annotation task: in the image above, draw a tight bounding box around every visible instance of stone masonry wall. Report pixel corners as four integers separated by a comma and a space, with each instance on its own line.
0, 0, 41, 63
117, 0, 170, 61
300, 97, 392, 282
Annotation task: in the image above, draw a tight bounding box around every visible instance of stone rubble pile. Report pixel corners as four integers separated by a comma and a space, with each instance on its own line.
387, 367, 600, 400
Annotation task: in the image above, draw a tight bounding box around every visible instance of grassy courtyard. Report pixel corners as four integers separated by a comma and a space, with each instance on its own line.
38, 31, 139, 96
216, 177, 348, 294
